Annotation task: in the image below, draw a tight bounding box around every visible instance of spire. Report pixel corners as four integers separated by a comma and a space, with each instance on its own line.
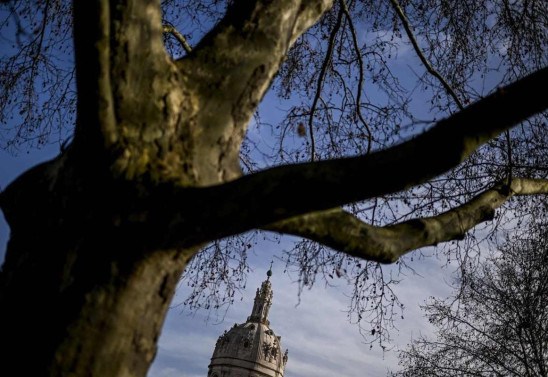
208, 262, 288, 377
247, 264, 274, 324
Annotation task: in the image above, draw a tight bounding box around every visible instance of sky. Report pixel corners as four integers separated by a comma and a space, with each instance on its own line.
0, 145, 456, 377
3, 2, 545, 376
147, 245, 454, 377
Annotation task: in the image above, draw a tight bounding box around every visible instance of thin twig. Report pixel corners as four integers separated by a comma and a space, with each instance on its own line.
308, 5, 344, 161
389, 0, 464, 110
340, 0, 373, 154
505, 129, 513, 185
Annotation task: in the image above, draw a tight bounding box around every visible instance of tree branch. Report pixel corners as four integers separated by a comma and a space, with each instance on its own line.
163, 24, 192, 54
7, 67, 542, 253
265, 178, 548, 263
72, 0, 182, 179
308, 4, 343, 161
389, 0, 464, 110
340, 0, 372, 153
151, 67, 548, 248
175, 0, 334, 184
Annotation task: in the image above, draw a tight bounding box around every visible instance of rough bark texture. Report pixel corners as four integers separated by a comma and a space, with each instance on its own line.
0, 0, 547, 376
0, 150, 198, 376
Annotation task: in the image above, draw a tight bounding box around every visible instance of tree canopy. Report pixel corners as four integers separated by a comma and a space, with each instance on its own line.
393, 208, 548, 376
0, 0, 547, 376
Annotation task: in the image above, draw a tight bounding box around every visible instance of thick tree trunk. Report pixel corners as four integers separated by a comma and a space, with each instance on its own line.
0, 155, 196, 376
1, 240, 191, 376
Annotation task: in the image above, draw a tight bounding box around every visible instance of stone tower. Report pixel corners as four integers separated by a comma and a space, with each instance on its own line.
207, 269, 288, 377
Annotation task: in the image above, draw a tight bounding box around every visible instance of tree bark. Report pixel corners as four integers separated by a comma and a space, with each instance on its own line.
1, 233, 194, 376
0, 152, 198, 375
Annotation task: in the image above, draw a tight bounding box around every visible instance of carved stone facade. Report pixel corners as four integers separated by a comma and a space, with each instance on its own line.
207, 270, 288, 377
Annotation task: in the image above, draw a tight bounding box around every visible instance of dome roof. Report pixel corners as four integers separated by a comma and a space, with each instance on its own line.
210, 322, 287, 376
208, 270, 288, 377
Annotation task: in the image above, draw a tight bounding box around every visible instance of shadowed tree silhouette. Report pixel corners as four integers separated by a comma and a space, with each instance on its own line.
392, 209, 548, 376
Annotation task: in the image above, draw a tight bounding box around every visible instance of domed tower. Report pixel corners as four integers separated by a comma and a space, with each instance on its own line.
207, 268, 288, 377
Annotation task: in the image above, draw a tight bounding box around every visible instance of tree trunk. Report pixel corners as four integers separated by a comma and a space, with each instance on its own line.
0, 155, 196, 376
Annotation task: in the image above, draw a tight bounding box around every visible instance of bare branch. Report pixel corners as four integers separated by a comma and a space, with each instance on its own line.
340, 0, 372, 153
163, 24, 192, 54
389, 0, 464, 110
266, 178, 548, 263
134, 67, 548, 249
394, 221, 548, 375
308, 4, 343, 161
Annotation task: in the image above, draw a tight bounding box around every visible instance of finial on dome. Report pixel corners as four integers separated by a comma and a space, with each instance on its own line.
267, 260, 273, 279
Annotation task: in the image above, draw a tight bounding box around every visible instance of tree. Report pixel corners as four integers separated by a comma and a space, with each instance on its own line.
0, 0, 546, 376
392, 212, 548, 376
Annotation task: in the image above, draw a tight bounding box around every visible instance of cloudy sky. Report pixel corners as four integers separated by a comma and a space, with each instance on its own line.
0, 146, 457, 377
146, 240, 454, 377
